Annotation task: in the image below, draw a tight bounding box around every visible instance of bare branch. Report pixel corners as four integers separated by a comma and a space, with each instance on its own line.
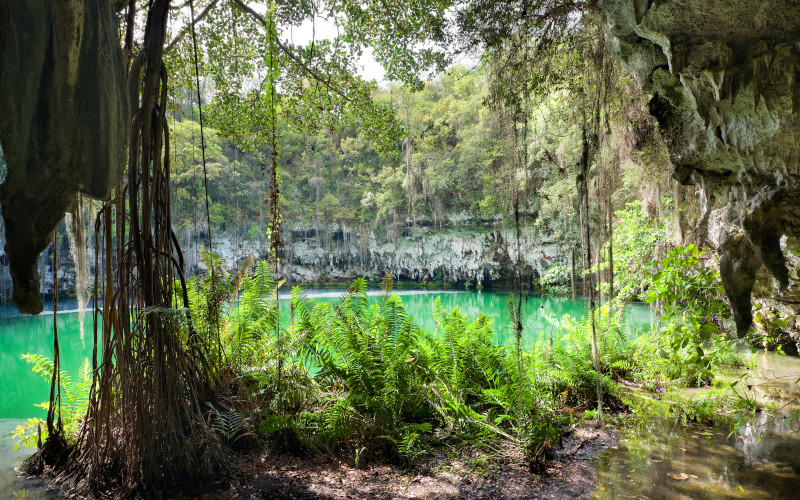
171, 0, 192, 10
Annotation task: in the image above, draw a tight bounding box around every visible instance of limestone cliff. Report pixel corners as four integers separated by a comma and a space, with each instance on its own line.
183, 219, 565, 286
0, 219, 566, 306
278, 222, 562, 285
602, 0, 800, 336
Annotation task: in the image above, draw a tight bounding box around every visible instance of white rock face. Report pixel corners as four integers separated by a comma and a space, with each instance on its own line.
188, 222, 564, 284
0, 219, 565, 309
603, 0, 800, 336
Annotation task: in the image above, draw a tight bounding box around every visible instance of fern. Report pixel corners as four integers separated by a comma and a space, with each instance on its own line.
207, 402, 247, 443
14, 355, 92, 449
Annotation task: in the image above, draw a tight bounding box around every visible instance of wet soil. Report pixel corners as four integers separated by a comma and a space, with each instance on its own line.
197, 424, 617, 500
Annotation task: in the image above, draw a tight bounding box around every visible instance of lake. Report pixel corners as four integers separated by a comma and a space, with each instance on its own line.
0, 290, 653, 420
3, 292, 799, 499
0, 289, 651, 498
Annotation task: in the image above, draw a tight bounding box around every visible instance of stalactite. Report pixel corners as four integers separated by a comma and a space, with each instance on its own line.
64, 195, 88, 340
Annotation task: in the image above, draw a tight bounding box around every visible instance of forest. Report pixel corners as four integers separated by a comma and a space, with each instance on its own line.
1, 1, 799, 499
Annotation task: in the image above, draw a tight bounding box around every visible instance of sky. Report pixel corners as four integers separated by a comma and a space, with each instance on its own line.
172, 4, 477, 88
285, 12, 478, 85
287, 16, 387, 83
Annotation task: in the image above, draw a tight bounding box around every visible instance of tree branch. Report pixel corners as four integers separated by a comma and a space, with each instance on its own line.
165, 0, 221, 53
228, 0, 353, 104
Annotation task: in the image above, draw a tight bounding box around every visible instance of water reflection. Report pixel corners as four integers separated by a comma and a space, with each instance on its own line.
593, 351, 800, 500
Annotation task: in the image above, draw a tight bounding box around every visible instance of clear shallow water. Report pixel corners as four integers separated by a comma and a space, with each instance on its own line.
0, 419, 59, 499
592, 352, 800, 500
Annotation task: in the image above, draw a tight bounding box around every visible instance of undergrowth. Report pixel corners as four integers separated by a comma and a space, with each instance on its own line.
17, 251, 752, 472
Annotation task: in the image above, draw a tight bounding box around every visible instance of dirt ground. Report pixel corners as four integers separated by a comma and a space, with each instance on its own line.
196, 423, 617, 500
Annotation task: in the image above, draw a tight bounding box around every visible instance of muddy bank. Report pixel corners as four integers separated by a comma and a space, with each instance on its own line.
198, 425, 617, 500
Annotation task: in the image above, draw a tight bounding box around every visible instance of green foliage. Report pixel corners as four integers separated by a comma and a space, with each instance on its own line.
644, 245, 736, 386
283, 281, 562, 465
224, 260, 284, 367
163, 256, 745, 468
604, 200, 669, 301
207, 402, 250, 445
536, 261, 570, 295
627, 326, 741, 389
623, 385, 756, 429
182, 250, 232, 360
164, 63, 577, 240
291, 280, 433, 459
752, 304, 791, 353
533, 306, 626, 410
175, 258, 748, 468
13, 355, 92, 450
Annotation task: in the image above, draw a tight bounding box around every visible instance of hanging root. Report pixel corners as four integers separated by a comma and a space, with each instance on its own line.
32, 1, 228, 496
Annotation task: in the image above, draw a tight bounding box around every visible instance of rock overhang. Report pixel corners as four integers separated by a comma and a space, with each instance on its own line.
0, 0, 128, 314
601, 0, 800, 335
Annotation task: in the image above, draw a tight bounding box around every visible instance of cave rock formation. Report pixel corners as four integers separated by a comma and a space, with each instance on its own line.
602, 0, 800, 336
0, 0, 128, 314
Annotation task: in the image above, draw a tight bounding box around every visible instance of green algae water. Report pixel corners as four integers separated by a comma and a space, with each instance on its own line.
2, 291, 641, 421
2, 292, 800, 499
0, 306, 96, 499
0, 290, 649, 498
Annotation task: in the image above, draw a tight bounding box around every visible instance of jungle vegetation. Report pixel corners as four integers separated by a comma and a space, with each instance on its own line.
4, 0, 759, 498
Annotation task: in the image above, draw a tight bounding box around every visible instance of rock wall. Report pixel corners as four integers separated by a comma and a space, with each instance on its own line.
0, 219, 568, 307
710, 208, 800, 351
179, 219, 566, 285
277, 222, 563, 285
0, 0, 128, 314
602, 0, 800, 336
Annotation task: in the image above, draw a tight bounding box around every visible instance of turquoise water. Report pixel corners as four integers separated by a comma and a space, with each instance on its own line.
0, 310, 96, 419
5, 290, 799, 499
288, 289, 654, 347
0, 290, 652, 498
0, 290, 653, 421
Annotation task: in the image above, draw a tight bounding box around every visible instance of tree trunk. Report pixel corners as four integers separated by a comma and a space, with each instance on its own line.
48, 2, 225, 494
674, 180, 684, 246
580, 121, 602, 421
571, 247, 576, 300
607, 202, 614, 301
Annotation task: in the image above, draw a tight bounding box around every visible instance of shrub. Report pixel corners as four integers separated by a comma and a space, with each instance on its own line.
13, 355, 92, 449
644, 245, 733, 386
